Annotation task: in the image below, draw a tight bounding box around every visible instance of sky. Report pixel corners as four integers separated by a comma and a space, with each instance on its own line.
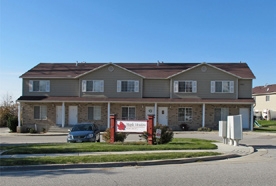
0, 0, 275, 102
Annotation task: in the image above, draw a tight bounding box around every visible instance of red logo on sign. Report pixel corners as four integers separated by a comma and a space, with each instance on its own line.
117, 122, 126, 130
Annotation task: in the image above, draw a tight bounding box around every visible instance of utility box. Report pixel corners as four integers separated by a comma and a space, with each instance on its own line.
227, 115, 243, 146
219, 121, 227, 138
219, 121, 227, 144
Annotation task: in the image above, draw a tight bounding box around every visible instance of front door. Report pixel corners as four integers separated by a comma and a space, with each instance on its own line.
240, 108, 250, 129
145, 106, 155, 119
69, 106, 78, 125
158, 107, 168, 126
56, 106, 62, 125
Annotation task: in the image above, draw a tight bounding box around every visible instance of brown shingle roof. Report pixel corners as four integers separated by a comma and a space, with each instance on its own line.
20, 62, 255, 79
252, 84, 276, 95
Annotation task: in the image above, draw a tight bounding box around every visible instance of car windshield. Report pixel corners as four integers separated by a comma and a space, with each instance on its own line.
71, 124, 93, 131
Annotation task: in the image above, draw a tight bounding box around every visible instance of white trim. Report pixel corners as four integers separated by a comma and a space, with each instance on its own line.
202, 103, 205, 127
61, 102, 65, 128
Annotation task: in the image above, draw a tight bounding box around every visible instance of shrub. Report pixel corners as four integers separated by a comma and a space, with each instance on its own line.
197, 127, 212, 132
102, 128, 128, 142
140, 124, 174, 144
7, 116, 18, 132
179, 123, 189, 131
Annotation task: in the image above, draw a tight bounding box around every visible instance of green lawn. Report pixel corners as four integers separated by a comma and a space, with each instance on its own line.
254, 120, 276, 133
0, 138, 221, 166
0, 138, 217, 155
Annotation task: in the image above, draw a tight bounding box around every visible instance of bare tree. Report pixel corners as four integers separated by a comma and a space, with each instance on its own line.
0, 93, 18, 127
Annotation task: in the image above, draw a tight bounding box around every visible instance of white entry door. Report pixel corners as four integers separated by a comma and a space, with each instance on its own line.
69, 106, 78, 125
158, 107, 168, 126
56, 106, 62, 125
239, 108, 249, 129
145, 106, 155, 119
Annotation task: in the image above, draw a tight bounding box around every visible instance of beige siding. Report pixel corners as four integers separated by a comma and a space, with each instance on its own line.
80, 64, 143, 98
172, 65, 237, 99
238, 79, 252, 98
23, 79, 79, 96
143, 79, 170, 98
254, 94, 276, 111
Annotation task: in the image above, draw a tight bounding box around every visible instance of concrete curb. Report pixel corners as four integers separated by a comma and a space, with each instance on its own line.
0, 153, 241, 172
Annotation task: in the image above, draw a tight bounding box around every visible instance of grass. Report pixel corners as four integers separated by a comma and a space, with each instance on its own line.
0, 152, 221, 166
254, 120, 276, 133
0, 138, 220, 166
0, 138, 217, 155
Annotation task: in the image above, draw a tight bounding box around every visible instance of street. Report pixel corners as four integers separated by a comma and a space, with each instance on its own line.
1, 131, 276, 186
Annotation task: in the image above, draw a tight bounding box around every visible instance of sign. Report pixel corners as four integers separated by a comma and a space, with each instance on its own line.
156, 129, 161, 138
116, 120, 147, 133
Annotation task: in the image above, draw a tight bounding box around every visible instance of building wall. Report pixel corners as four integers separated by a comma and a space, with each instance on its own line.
143, 79, 170, 98
238, 79, 253, 98
172, 65, 238, 99
23, 79, 79, 96
253, 94, 276, 111
80, 64, 143, 98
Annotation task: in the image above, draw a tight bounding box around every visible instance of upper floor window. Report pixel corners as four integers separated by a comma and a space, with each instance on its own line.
29, 80, 50, 92
174, 81, 197, 93
266, 95, 270, 102
82, 80, 104, 92
211, 81, 234, 93
88, 106, 101, 120
117, 80, 139, 92
178, 107, 192, 122
122, 106, 136, 120
34, 105, 47, 120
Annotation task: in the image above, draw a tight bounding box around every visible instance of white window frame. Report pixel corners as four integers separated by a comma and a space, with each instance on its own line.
88, 106, 101, 120
34, 105, 47, 120
178, 107, 193, 122
29, 80, 50, 92
82, 80, 104, 92
211, 81, 234, 93
122, 106, 136, 120
117, 80, 139, 92
174, 81, 197, 93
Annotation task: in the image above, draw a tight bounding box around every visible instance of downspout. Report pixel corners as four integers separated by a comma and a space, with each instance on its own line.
62, 102, 65, 128
17, 102, 21, 127
202, 103, 205, 127
250, 104, 254, 131
107, 102, 110, 128
154, 102, 157, 125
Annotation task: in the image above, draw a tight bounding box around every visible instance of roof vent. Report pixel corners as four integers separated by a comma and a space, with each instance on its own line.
76, 61, 78, 66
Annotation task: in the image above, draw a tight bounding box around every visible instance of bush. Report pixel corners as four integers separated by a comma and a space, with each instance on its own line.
102, 128, 128, 142
7, 116, 18, 132
179, 123, 189, 131
197, 127, 212, 132
140, 124, 174, 144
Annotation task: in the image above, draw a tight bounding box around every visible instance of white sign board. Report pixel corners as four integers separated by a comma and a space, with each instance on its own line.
116, 120, 147, 133
156, 129, 161, 138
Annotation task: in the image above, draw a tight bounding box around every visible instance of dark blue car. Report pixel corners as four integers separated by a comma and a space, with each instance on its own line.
67, 123, 100, 143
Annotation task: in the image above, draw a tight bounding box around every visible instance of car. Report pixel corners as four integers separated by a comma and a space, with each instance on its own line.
67, 123, 100, 143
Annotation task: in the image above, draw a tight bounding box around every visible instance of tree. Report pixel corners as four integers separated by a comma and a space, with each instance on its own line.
0, 93, 18, 127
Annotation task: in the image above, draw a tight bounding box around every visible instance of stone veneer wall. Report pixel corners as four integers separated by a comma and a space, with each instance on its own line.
20, 102, 252, 132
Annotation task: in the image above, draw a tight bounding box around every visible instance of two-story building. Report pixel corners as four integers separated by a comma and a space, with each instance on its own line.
17, 62, 255, 132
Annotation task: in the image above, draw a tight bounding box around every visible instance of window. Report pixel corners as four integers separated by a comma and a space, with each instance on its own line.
29, 80, 50, 92
214, 108, 229, 124
174, 81, 197, 93
211, 81, 234, 93
82, 80, 104, 92
34, 105, 47, 120
178, 108, 192, 122
122, 106, 136, 120
266, 95, 270, 102
117, 80, 139, 92
88, 106, 101, 120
